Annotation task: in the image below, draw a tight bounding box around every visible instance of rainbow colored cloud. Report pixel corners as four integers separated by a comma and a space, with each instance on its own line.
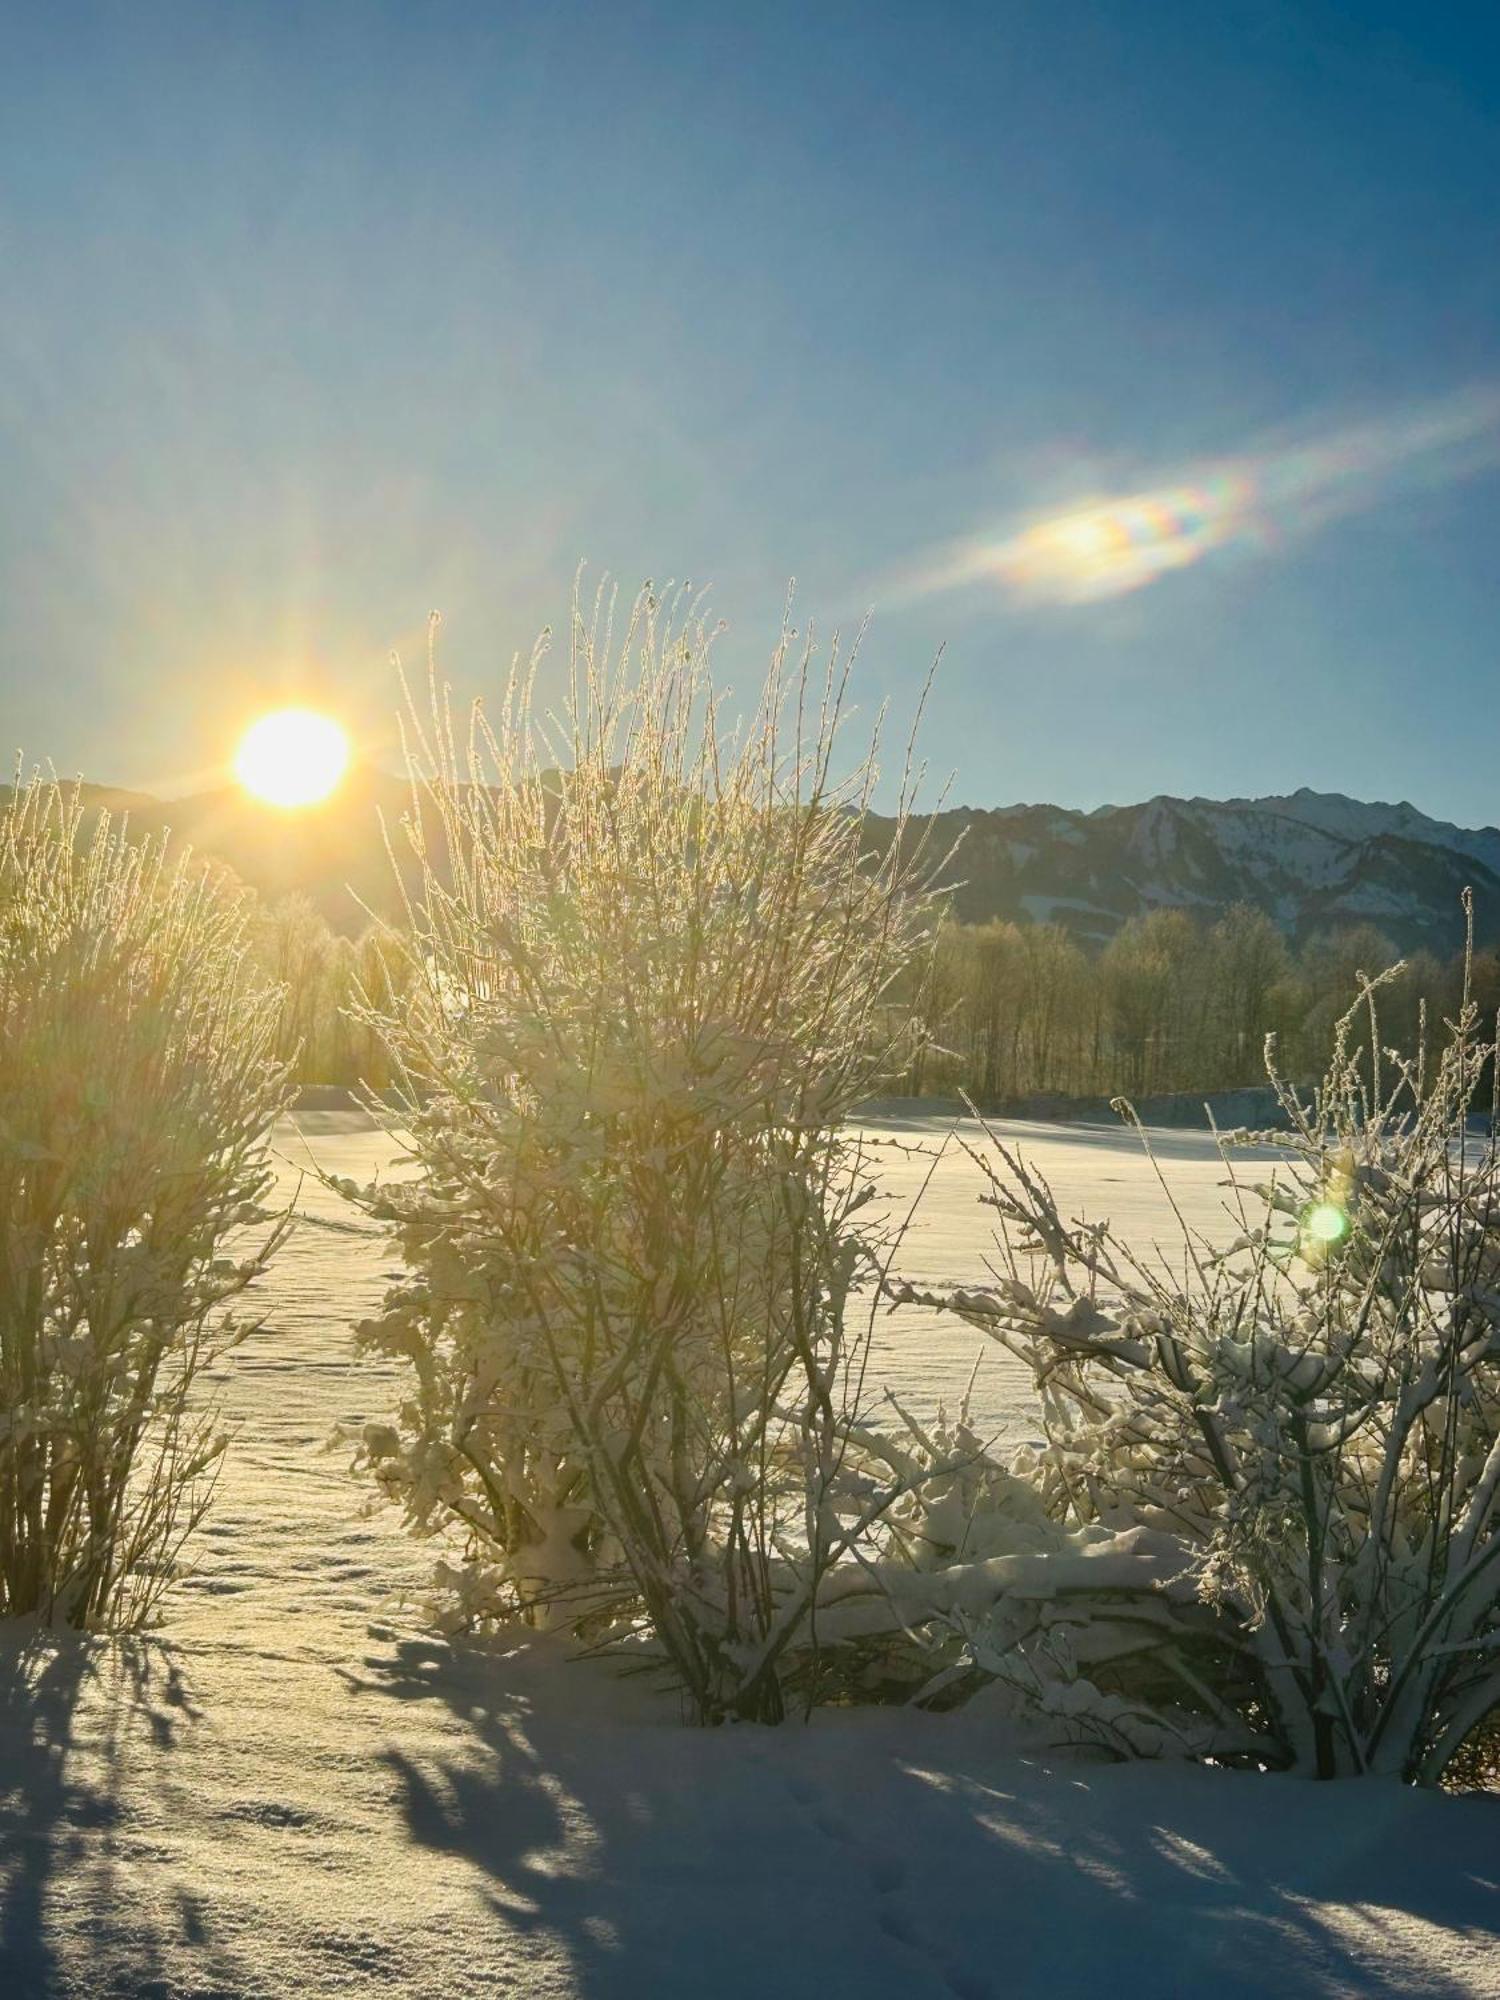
895, 385, 1500, 609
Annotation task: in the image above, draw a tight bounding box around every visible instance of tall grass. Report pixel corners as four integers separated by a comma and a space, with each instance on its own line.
0, 779, 290, 1626
348, 583, 944, 1720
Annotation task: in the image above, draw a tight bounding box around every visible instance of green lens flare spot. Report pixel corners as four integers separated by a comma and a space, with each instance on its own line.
1300, 1199, 1351, 1248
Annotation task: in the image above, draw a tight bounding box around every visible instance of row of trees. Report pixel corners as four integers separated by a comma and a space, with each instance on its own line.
247, 894, 414, 1089
245, 889, 1500, 1107
906, 904, 1500, 1105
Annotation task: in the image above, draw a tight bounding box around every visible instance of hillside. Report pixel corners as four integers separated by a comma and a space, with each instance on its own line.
882, 786, 1500, 954
28, 775, 1500, 951
37, 769, 421, 932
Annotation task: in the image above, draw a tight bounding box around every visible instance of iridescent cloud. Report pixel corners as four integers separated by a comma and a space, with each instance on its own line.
895, 385, 1500, 609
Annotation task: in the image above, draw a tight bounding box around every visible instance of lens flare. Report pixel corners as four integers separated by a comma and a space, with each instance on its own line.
1300, 1199, 1352, 1250
234, 708, 350, 808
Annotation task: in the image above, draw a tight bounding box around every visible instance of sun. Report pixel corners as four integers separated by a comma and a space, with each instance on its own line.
234, 708, 350, 809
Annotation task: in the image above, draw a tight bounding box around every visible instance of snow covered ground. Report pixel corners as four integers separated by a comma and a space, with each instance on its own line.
1, 1111, 1496, 1998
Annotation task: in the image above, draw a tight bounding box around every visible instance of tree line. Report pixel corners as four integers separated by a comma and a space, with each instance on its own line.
246, 888, 1500, 1104
903, 904, 1500, 1106
246, 893, 414, 1088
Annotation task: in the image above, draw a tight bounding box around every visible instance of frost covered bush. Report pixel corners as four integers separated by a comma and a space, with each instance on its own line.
0, 779, 290, 1627
886, 928, 1500, 1781
346, 584, 943, 1720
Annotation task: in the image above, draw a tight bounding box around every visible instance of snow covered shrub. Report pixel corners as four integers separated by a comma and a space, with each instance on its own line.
801, 1381, 1095, 1706
0, 779, 290, 1627
347, 583, 942, 1720
890, 927, 1500, 1779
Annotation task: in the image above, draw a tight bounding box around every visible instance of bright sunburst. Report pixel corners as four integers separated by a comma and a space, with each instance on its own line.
234, 708, 350, 808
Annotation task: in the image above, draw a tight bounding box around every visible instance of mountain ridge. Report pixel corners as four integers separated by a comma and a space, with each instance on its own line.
17, 774, 1498, 954
875, 786, 1500, 956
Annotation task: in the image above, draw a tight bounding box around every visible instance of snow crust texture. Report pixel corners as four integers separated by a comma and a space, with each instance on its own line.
0, 1113, 1495, 1998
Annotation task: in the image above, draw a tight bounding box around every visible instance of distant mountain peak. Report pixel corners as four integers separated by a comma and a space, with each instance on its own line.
25, 773, 1499, 954
880, 788, 1499, 955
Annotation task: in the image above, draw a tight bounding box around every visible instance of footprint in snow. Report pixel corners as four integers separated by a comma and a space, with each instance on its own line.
782, 1770, 990, 2000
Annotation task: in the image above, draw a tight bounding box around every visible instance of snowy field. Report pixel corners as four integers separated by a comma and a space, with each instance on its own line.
1, 1111, 1496, 1998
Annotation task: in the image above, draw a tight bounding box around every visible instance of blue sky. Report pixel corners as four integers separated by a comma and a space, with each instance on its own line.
3, 2, 1497, 817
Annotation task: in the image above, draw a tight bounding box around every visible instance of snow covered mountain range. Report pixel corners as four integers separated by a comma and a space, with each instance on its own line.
883, 787, 1500, 955
34, 776, 1500, 953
